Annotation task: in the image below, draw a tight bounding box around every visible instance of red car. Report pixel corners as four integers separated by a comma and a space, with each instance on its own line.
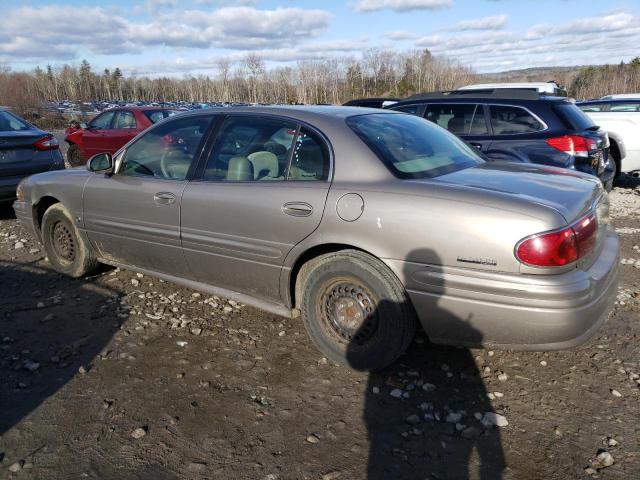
65, 107, 178, 166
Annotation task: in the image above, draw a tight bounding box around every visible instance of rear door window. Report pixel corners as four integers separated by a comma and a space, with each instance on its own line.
489, 105, 545, 135
288, 128, 330, 181
578, 103, 607, 112
424, 104, 488, 135
609, 102, 640, 112
114, 111, 137, 129
203, 116, 297, 182
144, 110, 179, 124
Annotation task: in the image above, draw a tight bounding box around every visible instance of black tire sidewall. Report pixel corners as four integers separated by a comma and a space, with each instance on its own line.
42, 205, 92, 277
67, 145, 85, 168
300, 254, 414, 370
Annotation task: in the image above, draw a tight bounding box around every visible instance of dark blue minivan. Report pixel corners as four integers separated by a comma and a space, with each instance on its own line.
386, 89, 616, 190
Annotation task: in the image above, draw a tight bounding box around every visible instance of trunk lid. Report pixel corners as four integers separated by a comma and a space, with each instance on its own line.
433, 161, 602, 223
0, 130, 55, 177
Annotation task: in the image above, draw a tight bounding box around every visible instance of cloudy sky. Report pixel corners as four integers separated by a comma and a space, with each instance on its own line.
1, 0, 639, 75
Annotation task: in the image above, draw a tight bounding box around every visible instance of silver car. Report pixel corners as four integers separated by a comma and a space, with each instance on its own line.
13, 106, 619, 370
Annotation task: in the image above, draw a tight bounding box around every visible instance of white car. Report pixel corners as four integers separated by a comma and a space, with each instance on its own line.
458, 82, 568, 97
577, 98, 640, 174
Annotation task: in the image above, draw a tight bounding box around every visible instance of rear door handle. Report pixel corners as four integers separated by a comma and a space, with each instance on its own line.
282, 202, 313, 217
470, 142, 482, 150
154, 192, 176, 205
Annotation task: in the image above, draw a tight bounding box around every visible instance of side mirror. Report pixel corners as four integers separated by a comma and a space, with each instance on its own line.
80, 122, 88, 129
87, 153, 114, 173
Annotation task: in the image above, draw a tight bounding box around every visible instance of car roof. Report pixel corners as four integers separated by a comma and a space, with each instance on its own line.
390, 94, 568, 107
170, 105, 402, 122
105, 106, 177, 111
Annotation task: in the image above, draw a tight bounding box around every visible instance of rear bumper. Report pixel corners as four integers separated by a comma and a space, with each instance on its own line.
390, 228, 619, 350
0, 176, 21, 201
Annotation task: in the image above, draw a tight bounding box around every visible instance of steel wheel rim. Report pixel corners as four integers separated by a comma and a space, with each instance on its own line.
52, 221, 76, 262
318, 277, 379, 345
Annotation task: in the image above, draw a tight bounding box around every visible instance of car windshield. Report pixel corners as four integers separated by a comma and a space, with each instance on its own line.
144, 110, 179, 124
346, 113, 484, 179
0, 110, 31, 132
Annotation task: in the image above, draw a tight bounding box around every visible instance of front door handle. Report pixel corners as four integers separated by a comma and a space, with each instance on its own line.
470, 142, 482, 150
282, 202, 313, 217
154, 192, 176, 205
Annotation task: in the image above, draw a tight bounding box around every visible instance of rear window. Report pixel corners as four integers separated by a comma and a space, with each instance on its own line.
144, 110, 179, 124
0, 110, 31, 132
554, 103, 596, 130
346, 113, 484, 179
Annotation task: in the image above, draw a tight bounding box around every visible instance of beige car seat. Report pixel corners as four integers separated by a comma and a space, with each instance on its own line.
248, 151, 280, 180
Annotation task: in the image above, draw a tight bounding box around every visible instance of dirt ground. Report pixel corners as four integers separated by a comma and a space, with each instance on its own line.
0, 176, 638, 480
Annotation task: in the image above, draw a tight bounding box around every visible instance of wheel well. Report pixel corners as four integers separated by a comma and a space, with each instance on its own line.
609, 138, 621, 177
34, 196, 60, 236
289, 243, 370, 309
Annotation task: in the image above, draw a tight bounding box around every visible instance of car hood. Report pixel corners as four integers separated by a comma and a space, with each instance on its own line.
431, 161, 602, 223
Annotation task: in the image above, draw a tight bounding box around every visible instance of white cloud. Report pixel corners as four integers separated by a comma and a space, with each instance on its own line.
351, 0, 452, 13
455, 14, 508, 31
0, 5, 333, 60
385, 30, 418, 40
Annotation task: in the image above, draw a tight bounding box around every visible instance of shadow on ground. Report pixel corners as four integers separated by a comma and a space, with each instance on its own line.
0, 262, 125, 436
349, 249, 506, 479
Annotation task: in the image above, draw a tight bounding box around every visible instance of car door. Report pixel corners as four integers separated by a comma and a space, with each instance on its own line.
83, 114, 213, 276
83, 111, 116, 157
107, 110, 139, 154
485, 104, 547, 163
181, 114, 331, 302
423, 103, 492, 152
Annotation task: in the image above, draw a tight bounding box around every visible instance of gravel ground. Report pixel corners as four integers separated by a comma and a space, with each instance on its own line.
0, 175, 638, 480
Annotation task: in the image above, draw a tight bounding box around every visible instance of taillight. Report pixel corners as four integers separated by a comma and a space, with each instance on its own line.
33, 134, 59, 151
516, 212, 598, 267
546, 135, 596, 158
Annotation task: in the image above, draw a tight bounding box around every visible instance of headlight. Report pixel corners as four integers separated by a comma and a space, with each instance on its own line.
15, 181, 25, 202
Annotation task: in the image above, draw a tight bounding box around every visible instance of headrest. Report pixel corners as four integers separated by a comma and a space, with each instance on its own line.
226, 156, 254, 181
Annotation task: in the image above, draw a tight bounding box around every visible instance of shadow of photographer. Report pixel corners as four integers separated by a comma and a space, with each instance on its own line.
0, 261, 124, 438
347, 249, 506, 479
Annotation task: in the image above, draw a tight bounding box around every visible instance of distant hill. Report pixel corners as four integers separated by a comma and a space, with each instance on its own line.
481, 66, 588, 87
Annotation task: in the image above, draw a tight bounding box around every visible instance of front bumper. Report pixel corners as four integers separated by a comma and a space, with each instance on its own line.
388, 228, 620, 350
12, 200, 39, 241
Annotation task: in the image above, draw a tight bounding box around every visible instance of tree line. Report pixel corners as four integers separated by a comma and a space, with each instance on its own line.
2, 51, 640, 118
1, 49, 475, 111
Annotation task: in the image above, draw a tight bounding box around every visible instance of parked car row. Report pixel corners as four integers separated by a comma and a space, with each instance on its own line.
12, 104, 620, 370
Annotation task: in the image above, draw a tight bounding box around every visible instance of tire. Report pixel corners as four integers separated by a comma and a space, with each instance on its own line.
67, 144, 85, 168
298, 249, 417, 371
41, 203, 99, 277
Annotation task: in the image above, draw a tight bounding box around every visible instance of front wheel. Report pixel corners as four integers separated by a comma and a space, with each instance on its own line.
67, 144, 85, 168
41, 204, 99, 277
298, 250, 416, 371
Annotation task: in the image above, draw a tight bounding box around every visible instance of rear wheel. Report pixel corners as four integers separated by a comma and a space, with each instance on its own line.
67, 144, 85, 167
41, 204, 99, 277
298, 250, 416, 371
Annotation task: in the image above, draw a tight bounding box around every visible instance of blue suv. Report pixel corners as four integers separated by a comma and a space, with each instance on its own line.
386, 89, 616, 190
